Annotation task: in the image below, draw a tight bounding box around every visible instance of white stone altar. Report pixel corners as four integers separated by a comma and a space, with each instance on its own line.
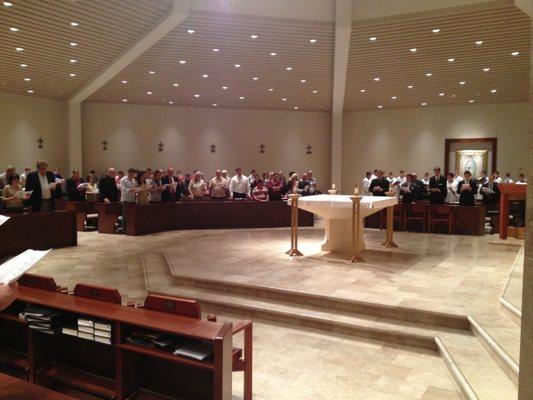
297, 194, 398, 253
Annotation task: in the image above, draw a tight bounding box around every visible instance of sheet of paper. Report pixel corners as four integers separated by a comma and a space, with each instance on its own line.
15, 190, 31, 199
77, 183, 89, 190
0, 215, 10, 226
0, 249, 52, 285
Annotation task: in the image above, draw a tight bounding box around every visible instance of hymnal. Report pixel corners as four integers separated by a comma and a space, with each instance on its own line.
78, 325, 94, 334
94, 322, 112, 332
0, 215, 10, 226
78, 318, 94, 328
0, 249, 52, 285
173, 342, 213, 361
94, 330, 112, 339
62, 327, 78, 337
78, 332, 95, 341
94, 336, 112, 345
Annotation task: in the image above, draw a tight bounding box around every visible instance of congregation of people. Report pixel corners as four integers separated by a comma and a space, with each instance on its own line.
363, 168, 527, 206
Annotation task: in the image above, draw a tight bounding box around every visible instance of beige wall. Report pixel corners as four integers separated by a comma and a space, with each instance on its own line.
0, 92, 67, 174
341, 102, 529, 193
82, 102, 332, 185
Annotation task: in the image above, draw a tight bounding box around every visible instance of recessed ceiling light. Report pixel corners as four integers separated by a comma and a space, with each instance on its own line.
391, 96, 397, 100
286, 67, 293, 71
491, 89, 497, 93
426, 73, 432, 77
202, 74, 208, 78
212, 48, 219, 52
270, 52, 277, 56
27, 90, 34, 94
173, 83, 179, 87
268, 88, 274, 92
300, 79, 306, 83
70, 42, 78, 47
187, 29, 195, 34
475, 40, 483, 45
239, 96, 245, 100
378, 105, 383, 109
360, 89, 366, 93
179, 60, 186, 64
3, 2, 13, 7
369, 37, 377, 41
69, 73, 76, 77
15, 47, 23, 52
169, 101, 174, 104
309, 39, 317, 43
483, 67, 490, 72
212, 103, 218, 107
432, 28, 440, 33
511, 51, 520, 56
373, 77, 380, 81
234, 64, 241, 68
122, 99, 128, 102
69, 59, 77, 63
410, 48, 417, 53
70, 22, 79, 27
121, 80, 127, 84
149, 70, 155, 74
282, 98, 287, 101
194, 94, 200, 98
20, 63, 27, 67
250, 34, 258, 39
451, 94, 456, 98
407, 85, 414, 89
469, 99, 475, 103
9, 27, 19, 32
447, 58, 455, 62
294, 106, 299, 110
253, 77, 259, 81
24, 77, 31, 81
421, 102, 427, 106
438, 92, 445, 96
312, 90, 318, 94
459, 81, 466, 85
146, 91, 152, 95
222, 86, 228, 90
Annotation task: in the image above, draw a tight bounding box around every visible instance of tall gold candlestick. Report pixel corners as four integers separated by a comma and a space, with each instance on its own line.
286, 193, 303, 257
349, 195, 364, 263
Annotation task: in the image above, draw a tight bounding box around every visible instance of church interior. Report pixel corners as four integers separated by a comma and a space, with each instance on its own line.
0, 1, 532, 400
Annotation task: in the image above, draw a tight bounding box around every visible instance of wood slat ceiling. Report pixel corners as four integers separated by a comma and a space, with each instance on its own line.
0, 0, 172, 99
89, 10, 335, 111
344, 5, 530, 111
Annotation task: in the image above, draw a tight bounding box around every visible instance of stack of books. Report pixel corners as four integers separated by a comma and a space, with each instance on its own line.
60, 318, 113, 345
21, 305, 63, 335
126, 331, 174, 350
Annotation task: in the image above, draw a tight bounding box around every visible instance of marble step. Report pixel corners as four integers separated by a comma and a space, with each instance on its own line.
438, 333, 517, 400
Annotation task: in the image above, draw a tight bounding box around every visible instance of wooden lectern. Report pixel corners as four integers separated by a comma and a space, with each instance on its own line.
499, 183, 527, 239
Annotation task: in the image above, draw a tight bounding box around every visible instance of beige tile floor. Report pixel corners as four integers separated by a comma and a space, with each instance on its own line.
30, 226, 523, 399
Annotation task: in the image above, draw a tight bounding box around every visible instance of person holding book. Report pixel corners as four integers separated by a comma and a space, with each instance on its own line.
458, 170, 478, 206
2, 174, 25, 209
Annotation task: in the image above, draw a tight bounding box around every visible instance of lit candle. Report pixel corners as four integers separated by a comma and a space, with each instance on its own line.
332, 183, 336, 190
354, 182, 359, 195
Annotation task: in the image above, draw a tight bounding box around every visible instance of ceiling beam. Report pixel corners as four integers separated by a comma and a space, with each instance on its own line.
68, 0, 190, 105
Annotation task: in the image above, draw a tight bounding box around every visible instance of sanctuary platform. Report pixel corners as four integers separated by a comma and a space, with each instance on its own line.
30, 227, 523, 400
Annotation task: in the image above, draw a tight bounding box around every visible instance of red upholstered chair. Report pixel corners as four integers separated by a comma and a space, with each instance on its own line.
406, 203, 430, 232
18, 273, 67, 293
143, 294, 253, 400
73, 283, 122, 304
429, 205, 454, 234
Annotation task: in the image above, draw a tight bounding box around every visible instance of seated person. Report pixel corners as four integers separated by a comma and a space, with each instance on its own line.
251, 179, 269, 202
458, 170, 478, 206
188, 171, 207, 199
369, 170, 390, 196
66, 169, 86, 201
480, 174, 500, 205
209, 170, 228, 200
267, 172, 284, 201
2, 174, 27, 209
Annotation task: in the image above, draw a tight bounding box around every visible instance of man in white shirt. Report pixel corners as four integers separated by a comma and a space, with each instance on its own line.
503, 173, 514, 184
119, 168, 137, 232
362, 172, 372, 195
229, 167, 250, 199
370, 169, 378, 180
493, 171, 503, 184
396, 170, 407, 186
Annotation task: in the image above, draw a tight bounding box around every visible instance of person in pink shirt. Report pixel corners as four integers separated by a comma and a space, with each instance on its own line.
252, 179, 269, 202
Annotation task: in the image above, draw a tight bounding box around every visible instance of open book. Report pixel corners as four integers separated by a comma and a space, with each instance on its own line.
0, 249, 51, 285
0, 215, 10, 227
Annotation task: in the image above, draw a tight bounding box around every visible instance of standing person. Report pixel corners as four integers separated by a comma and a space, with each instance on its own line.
480, 174, 500, 205
249, 169, 258, 189
0, 166, 16, 189
458, 170, 478, 206
229, 167, 250, 199
362, 172, 372, 195
98, 168, 119, 203
267, 172, 284, 201
24, 160, 59, 212
65, 170, 86, 201
396, 170, 407, 186
119, 169, 137, 232
298, 173, 311, 196
369, 170, 390, 196
161, 168, 180, 202
251, 179, 269, 202
147, 169, 164, 203
493, 171, 503, 184
188, 171, 207, 199
308, 170, 319, 195
445, 173, 459, 203
53, 167, 62, 180
421, 172, 430, 187
503, 173, 514, 184
209, 170, 228, 200
19, 167, 31, 186
428, 167, 447, 204
516, 173, 527, 184
2, 174, 26, 209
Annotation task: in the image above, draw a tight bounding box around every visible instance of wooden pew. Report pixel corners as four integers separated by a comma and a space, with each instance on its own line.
64, 201, 97, 232
0, 211, 77, 258
0, 371, 76, 400
94, 202, 121, 234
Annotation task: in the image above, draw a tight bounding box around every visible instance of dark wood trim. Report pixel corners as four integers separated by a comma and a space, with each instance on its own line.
444, 137, 498, 175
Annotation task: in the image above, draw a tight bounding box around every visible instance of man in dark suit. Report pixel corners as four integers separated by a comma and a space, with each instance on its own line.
24, 160, 60, 212
98, 168, 119, 203
369, 170, 390, 196
161, 167, 180, 202
66, 170, 85, 201
458, 170, 478, 206
401, 173, 425, 203
428, 167, 447, 204
481, 174, 500, 205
